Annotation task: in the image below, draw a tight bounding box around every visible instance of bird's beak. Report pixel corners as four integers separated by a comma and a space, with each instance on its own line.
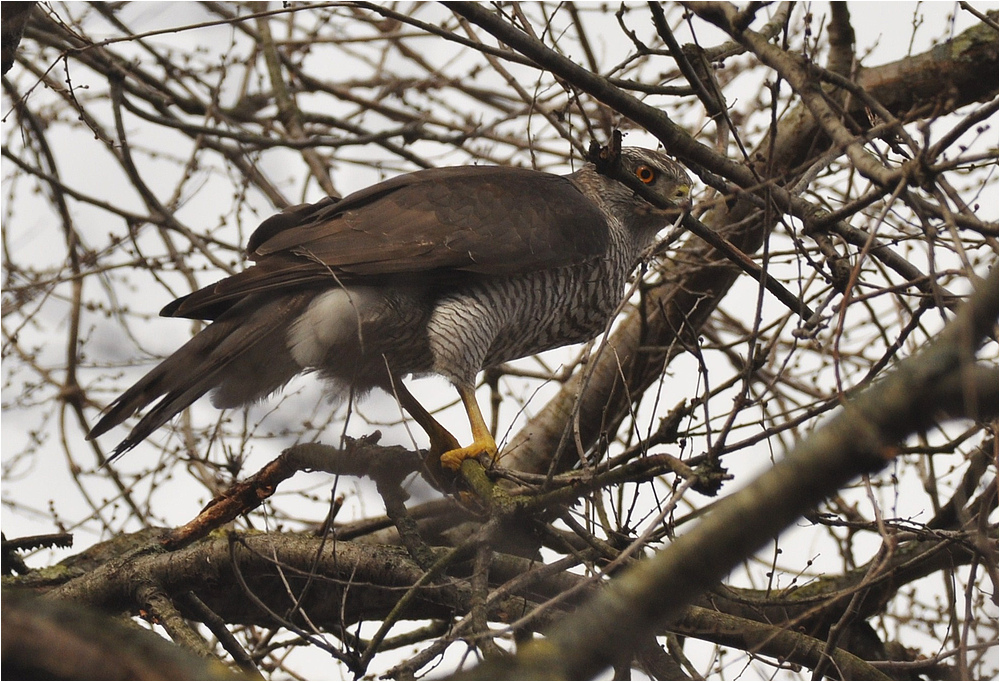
649, 185, 691, 215
674, 185, 692, 209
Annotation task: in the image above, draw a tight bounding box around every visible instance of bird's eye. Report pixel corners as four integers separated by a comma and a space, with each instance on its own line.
636, 165, 656, 184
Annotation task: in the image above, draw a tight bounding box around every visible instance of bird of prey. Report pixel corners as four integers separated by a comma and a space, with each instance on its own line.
88, 146, 691, 473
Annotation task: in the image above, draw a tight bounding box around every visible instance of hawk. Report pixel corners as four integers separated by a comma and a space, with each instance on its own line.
88, 146, 691, 472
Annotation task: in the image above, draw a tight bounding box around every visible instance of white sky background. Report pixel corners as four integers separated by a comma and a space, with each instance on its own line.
2, 2, 997, 679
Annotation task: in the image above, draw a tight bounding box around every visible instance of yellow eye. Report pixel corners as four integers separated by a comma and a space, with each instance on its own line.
636, 165, 656, 184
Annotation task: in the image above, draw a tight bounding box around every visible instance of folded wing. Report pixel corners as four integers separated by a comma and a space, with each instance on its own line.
167, 165, 610, 320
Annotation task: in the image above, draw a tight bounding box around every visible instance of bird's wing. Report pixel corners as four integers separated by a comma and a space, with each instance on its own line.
166, 165, 611, 319
252, 165, 609, 274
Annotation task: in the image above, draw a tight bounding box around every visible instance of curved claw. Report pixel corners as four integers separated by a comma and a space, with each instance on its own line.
440, 432, 498, 471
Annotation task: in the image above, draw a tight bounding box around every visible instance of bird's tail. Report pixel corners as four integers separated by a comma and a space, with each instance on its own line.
87, 293, 312, 459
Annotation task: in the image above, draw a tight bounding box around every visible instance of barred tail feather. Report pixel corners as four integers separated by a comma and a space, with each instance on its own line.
87, 293, 312, 458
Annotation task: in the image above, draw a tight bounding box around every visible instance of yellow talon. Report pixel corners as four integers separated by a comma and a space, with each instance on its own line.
440, 435, 499, 471
390, 378, 498, 480
437, 384, 499, 470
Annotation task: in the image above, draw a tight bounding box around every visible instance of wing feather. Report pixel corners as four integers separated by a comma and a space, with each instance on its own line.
167, 164, 610, 320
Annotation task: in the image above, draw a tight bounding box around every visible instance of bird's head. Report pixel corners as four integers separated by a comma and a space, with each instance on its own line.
572, 145, 692, 240
614, 146, 692, 214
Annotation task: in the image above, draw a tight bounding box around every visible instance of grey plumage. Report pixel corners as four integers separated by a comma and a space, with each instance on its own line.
88, 147, 691, 466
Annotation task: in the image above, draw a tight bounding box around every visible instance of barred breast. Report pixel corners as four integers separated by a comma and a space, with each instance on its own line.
425, 240, 636, 386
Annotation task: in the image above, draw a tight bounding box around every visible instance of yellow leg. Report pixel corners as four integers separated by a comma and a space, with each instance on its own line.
388, 379, 497, 472
439, 384, 499, 471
